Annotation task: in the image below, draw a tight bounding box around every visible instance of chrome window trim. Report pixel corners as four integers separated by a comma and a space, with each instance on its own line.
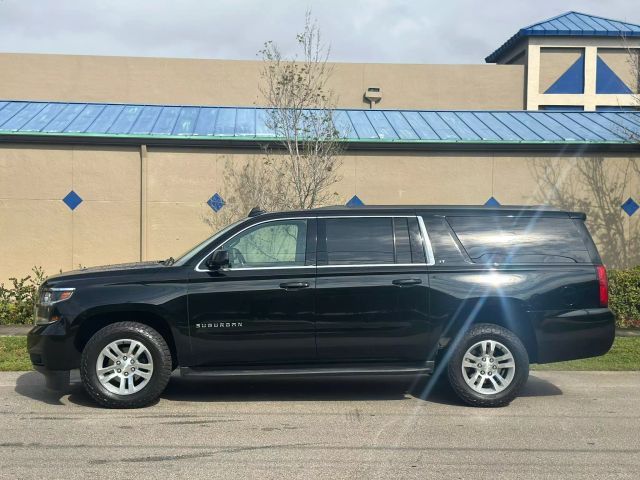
317, 263, 427, 269
417, 215, 436, 266
194, 213, 436, 272
218, 265, 315, 271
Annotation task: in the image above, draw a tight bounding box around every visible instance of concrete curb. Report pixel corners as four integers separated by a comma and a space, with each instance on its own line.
616, 328, 640, 337
0, 325, 32, 336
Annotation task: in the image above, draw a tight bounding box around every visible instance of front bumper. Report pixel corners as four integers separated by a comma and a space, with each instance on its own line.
534, 308, 616, 364
27, 321, 81, 371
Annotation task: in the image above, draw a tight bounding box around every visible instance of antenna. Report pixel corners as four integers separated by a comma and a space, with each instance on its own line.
248, 206, 266, 217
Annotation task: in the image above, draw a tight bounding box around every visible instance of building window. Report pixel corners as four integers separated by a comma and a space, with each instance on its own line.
595, 106, 639, 112
541, 48, 585, 94
539, 106, 584, 111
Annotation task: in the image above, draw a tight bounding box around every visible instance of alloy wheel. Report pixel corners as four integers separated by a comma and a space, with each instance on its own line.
461, 340, 516, 395
95, 339, 154, 395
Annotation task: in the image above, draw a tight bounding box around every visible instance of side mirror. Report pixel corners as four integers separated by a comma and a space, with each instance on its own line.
206, 250, 230, 270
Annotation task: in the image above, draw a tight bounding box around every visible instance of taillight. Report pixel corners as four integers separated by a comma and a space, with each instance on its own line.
596, 265, 608, 307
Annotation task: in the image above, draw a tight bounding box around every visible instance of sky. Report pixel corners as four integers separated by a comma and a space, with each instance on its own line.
0, 0, 638, 64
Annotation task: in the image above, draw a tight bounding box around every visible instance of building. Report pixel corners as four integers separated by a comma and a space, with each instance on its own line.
0, 11, 639, 282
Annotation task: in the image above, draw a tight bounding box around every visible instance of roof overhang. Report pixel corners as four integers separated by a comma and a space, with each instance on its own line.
1, 100, 639, 149
0, 131, 637, 154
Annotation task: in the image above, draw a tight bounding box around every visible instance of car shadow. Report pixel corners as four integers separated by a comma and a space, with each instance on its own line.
16, 370, 119, 409
14, 370, 82, 407
15, 371, 562, 409
412, 371, 563, 406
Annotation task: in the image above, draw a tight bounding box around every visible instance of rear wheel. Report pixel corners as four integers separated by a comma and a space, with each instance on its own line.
447, 323, 529, 407
80, 322, 172, 408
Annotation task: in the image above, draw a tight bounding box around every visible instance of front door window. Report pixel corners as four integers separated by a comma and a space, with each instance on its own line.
222, 219, 308, 268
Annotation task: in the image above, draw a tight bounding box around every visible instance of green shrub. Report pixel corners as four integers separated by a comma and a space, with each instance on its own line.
0, 267, 46, 325
609, 266, 640, 329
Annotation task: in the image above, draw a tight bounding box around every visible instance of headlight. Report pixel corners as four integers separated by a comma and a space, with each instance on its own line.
39, 288, 75, 306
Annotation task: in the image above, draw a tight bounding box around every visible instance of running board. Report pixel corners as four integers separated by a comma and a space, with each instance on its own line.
181, 362, 434, 378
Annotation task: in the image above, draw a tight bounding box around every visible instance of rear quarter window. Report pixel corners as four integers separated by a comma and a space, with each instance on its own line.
446, 215, 591, 264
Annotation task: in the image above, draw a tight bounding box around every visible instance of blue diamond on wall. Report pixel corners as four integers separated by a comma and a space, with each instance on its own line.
621, 197, 639, 217
484, 196, 500, 207
207, 193, 225, 212
346, 195, 364, 207
62, 190, 83, 210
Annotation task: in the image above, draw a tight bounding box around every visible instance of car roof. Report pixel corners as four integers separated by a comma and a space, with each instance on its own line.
252, 205, 585, 219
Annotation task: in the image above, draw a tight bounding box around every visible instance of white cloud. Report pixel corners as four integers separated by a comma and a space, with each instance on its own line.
0, 0, 637, 63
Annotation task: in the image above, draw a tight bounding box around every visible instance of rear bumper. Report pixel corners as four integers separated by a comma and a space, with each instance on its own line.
27, 321, 81, 371
534, 308, 616, 364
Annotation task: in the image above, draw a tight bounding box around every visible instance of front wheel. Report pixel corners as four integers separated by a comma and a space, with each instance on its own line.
447, 323, 529, 407
80, 322, 172, 408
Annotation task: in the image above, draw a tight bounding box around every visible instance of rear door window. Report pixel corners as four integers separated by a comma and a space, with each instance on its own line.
446, 216, 590, 263
318, 216, 427, 265
394, 217, 412, 263
394, 217, 427, 264
321, 217, 395, 265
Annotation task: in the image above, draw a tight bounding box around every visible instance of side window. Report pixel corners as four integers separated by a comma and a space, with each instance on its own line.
391, 217, 429, 264
394, 218, 412, 264
421, 216, 471, 265
446, 216, 590, 264
322, 218, 394, 265
222, 219, 307, 268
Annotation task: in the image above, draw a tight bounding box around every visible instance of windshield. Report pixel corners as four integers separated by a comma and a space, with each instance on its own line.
171, 218, 247, 266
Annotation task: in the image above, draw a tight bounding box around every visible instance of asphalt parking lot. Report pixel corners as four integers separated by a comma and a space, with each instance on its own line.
0, 370, 638, 479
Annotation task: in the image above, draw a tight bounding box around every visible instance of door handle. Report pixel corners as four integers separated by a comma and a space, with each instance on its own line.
279, 281, 310, 290
392, 278, 422, 287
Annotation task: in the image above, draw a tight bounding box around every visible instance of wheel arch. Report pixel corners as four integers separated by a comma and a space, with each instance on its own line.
74, 309, 180, 369
439, 297, 538, 363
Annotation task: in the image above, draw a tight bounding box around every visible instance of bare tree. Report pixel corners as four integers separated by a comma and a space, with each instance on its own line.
204, 11, 343, 231
625, 39, 640, 111
618, 37, 640, 143
259, 11, 343, 209
202, 155, 290, 230
530, 156, 640, 268
625, 41, 640, 189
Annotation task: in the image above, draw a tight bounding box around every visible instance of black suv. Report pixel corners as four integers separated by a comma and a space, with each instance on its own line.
28, 206, 615, 408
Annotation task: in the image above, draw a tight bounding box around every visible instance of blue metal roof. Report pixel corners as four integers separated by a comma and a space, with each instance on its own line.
0, 100, 639, 145
486, 11, 640, 63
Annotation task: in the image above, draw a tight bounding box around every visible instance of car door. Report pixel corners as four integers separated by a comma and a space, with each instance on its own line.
314, 215, 433, 363
187, 217, 317, 366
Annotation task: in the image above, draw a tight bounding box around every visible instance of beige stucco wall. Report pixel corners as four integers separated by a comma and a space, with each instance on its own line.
1, 143, 638, 284
0, 52, 525, 110
0, 145, 140, 280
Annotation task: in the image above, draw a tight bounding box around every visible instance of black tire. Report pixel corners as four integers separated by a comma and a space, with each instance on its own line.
447, 323, 529, 408
80, 322, 172, 408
